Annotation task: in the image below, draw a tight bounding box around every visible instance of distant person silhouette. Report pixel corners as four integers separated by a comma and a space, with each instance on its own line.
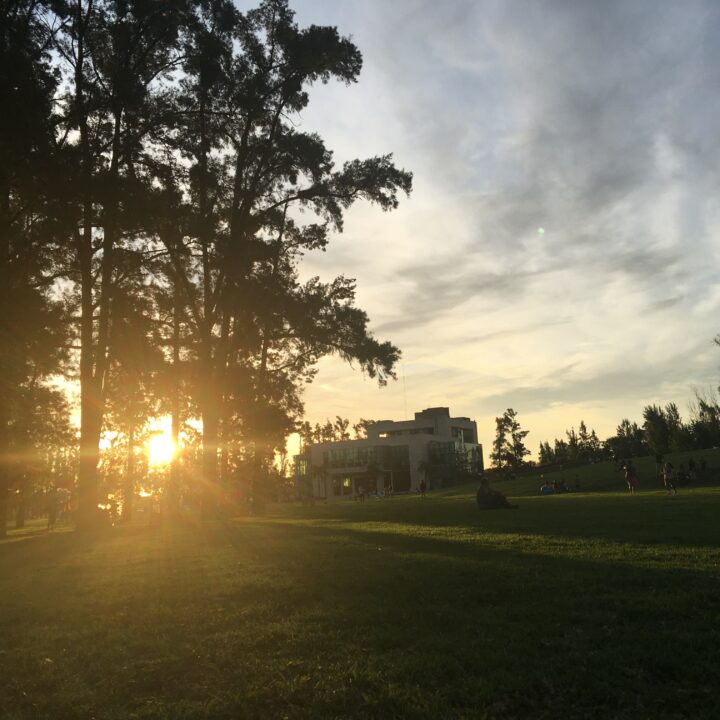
663, 462, 678, 495
419, 479, 427, 498
624, 460, 638, 495
655, 453, 664, 481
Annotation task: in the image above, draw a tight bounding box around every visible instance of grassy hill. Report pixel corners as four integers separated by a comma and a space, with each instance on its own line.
479, 447, 720, 497
2, 476, 720, 719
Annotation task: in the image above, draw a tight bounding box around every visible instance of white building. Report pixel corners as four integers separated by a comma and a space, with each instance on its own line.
295, 407, 484, 499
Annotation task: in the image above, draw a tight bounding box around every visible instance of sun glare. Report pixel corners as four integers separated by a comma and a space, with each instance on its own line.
147, 432, 176, 466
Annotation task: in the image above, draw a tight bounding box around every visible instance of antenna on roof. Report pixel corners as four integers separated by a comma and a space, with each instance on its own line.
402, 363, 408, 419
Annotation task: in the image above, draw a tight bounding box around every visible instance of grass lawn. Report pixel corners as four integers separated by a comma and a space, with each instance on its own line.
3, 481, 720, 719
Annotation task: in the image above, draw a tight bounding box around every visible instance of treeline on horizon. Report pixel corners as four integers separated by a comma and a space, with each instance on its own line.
297, 417, 377, 447
536, 393, 720, 467
0, 0, 413, 535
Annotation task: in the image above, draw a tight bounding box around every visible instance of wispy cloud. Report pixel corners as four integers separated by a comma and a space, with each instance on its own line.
285, 0, 720, 447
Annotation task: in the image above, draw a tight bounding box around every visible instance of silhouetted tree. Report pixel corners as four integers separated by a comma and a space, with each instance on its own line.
643, 405, 670, 455
688, 392, 720, 449
0, 0, 69, 536
491, 408, 529, 469
353, 418, 377, 439
538, 441, 554, 465
151, 0, 410, 512
490, 414, 509, 468
9, 383, 72, 529
56, 0, 192, 528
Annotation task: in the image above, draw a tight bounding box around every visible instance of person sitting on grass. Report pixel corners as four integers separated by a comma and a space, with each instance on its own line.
476, 477, 518, 510
540, 478, 554, 495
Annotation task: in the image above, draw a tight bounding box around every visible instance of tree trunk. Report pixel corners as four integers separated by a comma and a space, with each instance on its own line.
250, 441, 267, 515
75, 1, 100, 530
0, 167, 12, 538
78, 358, 101, 528
199, 343, 220, 518
122, 424, 135, 522
14, 475, 26, 529
201, 401, 219, 518
0, 478, 7, 539
74, 3, 123, 529
168, 286, 181, 513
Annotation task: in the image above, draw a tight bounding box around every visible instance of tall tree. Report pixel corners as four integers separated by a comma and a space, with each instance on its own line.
0, 0, 69, 536
538, 441, 554, 465
506, 408, 530, 469
490, 413, 509, 468
353, 418, 377, 439
10, 383, 72, 529
154, 0, 411, 512
688, 391, 720, 450
491, 409, 529, 469
57, 0, 191, 527
102, 253, 165, 521
565, 427, 579, 461
642, 404, 669, 455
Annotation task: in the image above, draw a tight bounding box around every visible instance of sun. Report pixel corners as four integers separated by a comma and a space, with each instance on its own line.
147, 431, 176, 466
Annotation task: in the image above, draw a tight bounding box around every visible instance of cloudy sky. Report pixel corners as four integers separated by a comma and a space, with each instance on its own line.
273, 0, 720, 454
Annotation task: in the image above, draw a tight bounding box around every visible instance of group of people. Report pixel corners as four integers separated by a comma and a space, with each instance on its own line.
620, 455, 707, 495
540, 477, 579, 495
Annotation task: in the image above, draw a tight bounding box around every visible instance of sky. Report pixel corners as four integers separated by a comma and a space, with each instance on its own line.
260, 0, 720, 455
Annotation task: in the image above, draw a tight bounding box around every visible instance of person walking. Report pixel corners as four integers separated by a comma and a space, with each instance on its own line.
655, 452, 664, 483
624, 460, 638, 495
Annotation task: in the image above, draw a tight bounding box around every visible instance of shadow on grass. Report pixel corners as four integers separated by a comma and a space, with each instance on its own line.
3, 501, 720, 719
276, 489, 720, 550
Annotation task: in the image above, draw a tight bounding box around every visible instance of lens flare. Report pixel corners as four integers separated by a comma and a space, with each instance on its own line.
147, 432, 176, 466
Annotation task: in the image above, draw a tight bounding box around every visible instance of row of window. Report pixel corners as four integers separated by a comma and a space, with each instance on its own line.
322, 445, 411, 469
296, 441, 482, 478
378, 427, 435, 437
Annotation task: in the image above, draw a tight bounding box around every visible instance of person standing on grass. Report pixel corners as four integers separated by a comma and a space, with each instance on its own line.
663, 462, 678, 495
419, 479, 427, 498
624, 459, 638, 495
